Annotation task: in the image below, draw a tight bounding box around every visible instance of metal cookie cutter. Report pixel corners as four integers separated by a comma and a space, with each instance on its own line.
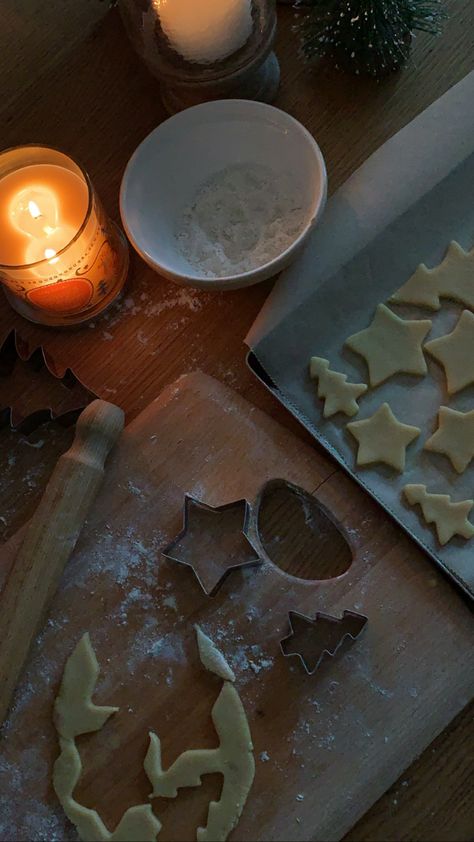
280, 609, 368, 675
0, 329, 94, 434
162, 495, 262, 596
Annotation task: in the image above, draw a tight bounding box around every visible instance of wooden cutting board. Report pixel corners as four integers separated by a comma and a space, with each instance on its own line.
0, 372, 473, 842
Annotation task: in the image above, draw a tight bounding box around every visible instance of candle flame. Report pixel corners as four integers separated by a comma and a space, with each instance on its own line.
44, 247, 58, 263
28, 200, 42, 219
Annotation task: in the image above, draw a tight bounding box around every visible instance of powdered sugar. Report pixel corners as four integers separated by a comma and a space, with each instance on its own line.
176, 164, 307, 277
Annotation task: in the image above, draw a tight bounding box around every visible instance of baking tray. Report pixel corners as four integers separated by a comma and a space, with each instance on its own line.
248, 150, 474, 600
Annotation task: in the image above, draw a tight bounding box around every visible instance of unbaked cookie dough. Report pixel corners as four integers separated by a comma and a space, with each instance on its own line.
347, 402, 420, 472
424, 407, 474, 474
309, 356, 367, 417
145, 681, 254, 842
424, 309, 474, 395
53, 633, 161, 842
345, 303, 432, 387
195, 625, 236, 683
391, 241, 474, 311
53, 629, 254, 842
403, 484, 474, 545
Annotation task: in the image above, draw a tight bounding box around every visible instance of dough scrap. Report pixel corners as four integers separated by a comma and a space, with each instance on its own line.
424, 309, 474, 394
145, 626, 255, 842
54, 629, 254, 842
195, 624, 235, 682
390, 241, 474, 311
345, 303, 432, 387
309, 356, 367, 417
403, 484, 474, 545
53, 633, 162, 842
424, 406, 474, 474
347, 402, 420, 472
54, 632, 118, 740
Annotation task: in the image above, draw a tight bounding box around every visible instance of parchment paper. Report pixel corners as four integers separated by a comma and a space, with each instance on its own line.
246, 70, 474, 345
250, 150, 474, 598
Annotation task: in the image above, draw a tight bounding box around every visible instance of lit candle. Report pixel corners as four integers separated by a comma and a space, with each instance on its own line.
0, 146, 128, 326
154, 0, 253, 64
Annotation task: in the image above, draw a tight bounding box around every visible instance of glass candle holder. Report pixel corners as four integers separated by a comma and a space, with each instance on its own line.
0, 146, 129, 327
119, 0, 279, 113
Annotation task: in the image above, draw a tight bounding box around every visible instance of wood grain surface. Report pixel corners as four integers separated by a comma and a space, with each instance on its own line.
0, 373, 473, 842
1, 1, 473, 838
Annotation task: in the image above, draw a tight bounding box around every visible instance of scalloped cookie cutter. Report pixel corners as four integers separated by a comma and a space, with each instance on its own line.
0, 329, 94, 433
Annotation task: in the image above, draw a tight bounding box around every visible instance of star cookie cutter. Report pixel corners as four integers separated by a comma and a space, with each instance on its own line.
280, 609, 368, 675
162, 495, 262, 596
0, 329, 95, 434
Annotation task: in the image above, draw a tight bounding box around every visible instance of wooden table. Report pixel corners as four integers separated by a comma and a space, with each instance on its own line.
1, 1, 473, 839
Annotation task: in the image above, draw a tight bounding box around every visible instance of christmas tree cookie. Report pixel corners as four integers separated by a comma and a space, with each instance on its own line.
347, 402, 420, 472
309, 357, 367, 418
345, 304, 432, 386
391, 241, 474, 311
403, 484, 474, 545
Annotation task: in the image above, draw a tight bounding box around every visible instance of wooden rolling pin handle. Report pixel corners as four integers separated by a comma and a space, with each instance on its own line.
0, 399, 124, 728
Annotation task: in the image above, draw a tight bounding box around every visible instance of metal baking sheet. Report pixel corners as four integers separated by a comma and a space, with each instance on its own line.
249, 150, 474, 599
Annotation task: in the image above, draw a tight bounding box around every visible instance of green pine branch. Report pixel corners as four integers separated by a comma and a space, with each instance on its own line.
297, 0, 447, 76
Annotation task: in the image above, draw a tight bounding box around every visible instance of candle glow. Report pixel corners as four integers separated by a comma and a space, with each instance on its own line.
0, 147, 128, 326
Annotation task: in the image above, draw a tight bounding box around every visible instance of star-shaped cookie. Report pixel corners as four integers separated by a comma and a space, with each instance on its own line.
345, 304, 432, 386
309, 356, 367, 417
425, 406, 474, 474
162, 496, 261, 596
424, 310, 474, 395
404, 484, 474, 545
390, 241, 474, 311
347, 402, 420, 472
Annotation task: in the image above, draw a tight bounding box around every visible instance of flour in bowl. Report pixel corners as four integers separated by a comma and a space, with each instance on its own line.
175, 163, 307, 277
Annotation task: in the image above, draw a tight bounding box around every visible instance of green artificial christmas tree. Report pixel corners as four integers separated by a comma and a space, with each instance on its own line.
297, 0, 447, 77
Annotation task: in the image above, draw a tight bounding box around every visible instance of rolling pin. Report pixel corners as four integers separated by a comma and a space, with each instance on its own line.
0, 399, 124, 727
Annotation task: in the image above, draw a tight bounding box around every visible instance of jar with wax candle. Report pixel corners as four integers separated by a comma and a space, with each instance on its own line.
0, 146, 128, 327
119, 0, 279, 113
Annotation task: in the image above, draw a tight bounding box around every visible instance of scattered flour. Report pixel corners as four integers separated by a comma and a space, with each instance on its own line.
0, 795, 65, 842
126, 618, 186, 674
163, 594, 178, 612
65, 524, 164, 590
176, 163, 307, 277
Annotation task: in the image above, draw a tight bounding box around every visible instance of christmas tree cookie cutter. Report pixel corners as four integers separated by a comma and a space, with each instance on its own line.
280, 609, 368, 675
162, 495, 262, 596
0, 329, 94, 433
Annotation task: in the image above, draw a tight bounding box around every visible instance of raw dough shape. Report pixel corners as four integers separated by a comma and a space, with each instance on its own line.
309, 356, 367, 417
145, 627, 255, 842
54, 739, 160, 842
54, 629, 254, 842
54, 632, 119, 740
390, 241, 474, 311
424, 309, 474, 395
345, 303, 432, 387
195, 624, 235, 682
424, 406, 474, 473
347, 402, 420, 472
53, 633, 162, 842
403, 484, 474, 545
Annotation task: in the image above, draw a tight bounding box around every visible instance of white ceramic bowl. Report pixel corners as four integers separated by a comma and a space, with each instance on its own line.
120, 100, 327, 291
